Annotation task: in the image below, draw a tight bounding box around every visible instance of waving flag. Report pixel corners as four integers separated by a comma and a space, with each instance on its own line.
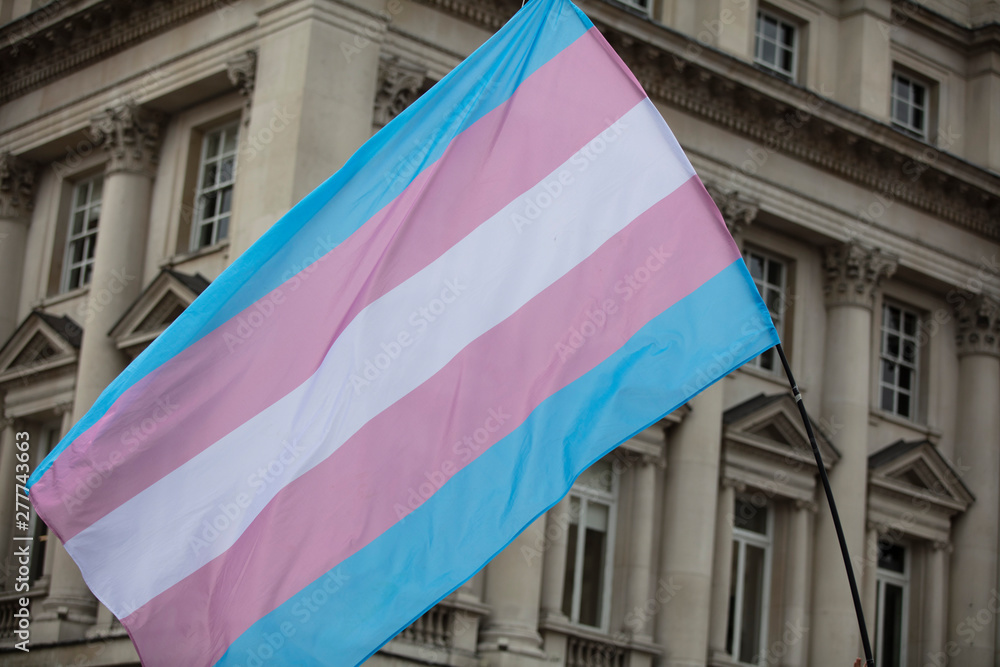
27, 0, 778, 663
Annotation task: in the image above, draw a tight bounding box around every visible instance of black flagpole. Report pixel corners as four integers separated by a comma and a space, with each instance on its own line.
774, 343, 875, 667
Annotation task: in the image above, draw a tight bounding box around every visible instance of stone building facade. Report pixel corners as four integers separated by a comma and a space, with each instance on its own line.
0, 0, 998, 665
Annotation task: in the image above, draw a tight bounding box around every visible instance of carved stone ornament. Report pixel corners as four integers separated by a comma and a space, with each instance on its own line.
704, 181, 759, 237
823, 243, 898, 309
89, 101, 164, 177
0, 152, 37, 220
373, 54, 427, 127
226, 50, 257, 125
955, 294, 1000, 357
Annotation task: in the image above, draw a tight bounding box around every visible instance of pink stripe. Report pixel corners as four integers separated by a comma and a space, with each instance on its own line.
30, 27, 646, 541
123, 178, 739, 665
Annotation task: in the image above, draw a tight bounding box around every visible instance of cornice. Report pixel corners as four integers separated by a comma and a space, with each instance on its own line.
411, 0, 1000, 240
0, 0, 225, 104
890, 1, 1000, 55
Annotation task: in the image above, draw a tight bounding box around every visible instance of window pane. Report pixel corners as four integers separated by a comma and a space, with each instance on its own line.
220, 157, 235, 184
748, 254, 764, 281
562, 521, 578, 618
902, 341, 916, 365
880, 583, 905, 667
205, 131, 221, 158
758, 347, 775, 371
897, 393, 910, 418
199, 223, 214, 249
762, 41, 777, 66
894, 76, 908, 99
734, 499, 767, 535
881, 360, 894, 383
886, 335, 900, 358
82, 263, 93, 286
75, 183, 89, 207
202, 192, 218, 220
881, 386, 894, 412
223, 128, 238, 154
72, 211, 85, 235
762, 16, 777, 39
780, 24, 794, 47
903, 312, 917, 335
912, 84, 924, 108
69, 267, 81, 289
727, 543, 740, 654
217, 216, 230, 242
220, 187, 233, 215
71, 240, 84, 263
203, 162, 219, 189
738, 544, 766, 662
91, 177, 103, 202
579, 522, 607, 627
766, 260, 784, 286
912, 107, 924, 133
88, 206, 101, 229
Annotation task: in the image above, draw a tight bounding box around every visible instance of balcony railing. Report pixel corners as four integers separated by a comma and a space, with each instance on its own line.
565, 634, 629, 667
397, 602, 455, 648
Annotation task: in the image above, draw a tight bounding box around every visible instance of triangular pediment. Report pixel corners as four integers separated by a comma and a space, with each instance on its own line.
0, 311, 81, 386
723, 393, 840, 468
870, 440, 974, 511
110, 269, 209, 357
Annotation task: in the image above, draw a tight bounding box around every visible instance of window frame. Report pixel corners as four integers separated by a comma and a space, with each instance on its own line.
727, 498, 774, 666
875, 543, 909, 667
189, 121, 240, 251
562, 459, 618, 632
61, 175, 104, 293
743, 248, 788, 373
891, 71, 930, 140
878, 301, 921, 421
754, 9, 798, 82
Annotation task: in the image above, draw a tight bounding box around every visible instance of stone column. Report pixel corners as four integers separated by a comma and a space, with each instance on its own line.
540, 495, 571, 660
479, 515, 548, 667
657, 383, 724, 666
37, 101, 162, 643
229, 0, 385, 256
0, 152, 36, 342
708, 479, 737, 661
783, 500, 814, 667
809, 243, 896, 666
540, 495, 571, 622
924, 541, 948, 661
948, 295, 1000, 667
623, 454, 660, 641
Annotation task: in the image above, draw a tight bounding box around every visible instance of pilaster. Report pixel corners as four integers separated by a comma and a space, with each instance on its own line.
0, 152, 37, 342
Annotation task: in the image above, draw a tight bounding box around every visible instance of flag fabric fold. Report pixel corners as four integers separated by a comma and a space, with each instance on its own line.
27, 0, 778, 663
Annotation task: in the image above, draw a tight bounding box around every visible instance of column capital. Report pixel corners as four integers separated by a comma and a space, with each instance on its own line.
794, 498, 818, 513
704, 181, 758, 241
0, 152, 38, 221
823, 242, 898, 309
226, 50, 257, 126
89, 101, 164, 177
931, 539, 952, 553
955, 294, 1000, 358
721, 477, 746, 493
374, 54, 427, 128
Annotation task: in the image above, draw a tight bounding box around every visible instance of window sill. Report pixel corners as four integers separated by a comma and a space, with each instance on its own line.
868, 408, 941, 444
35, 285, 90, 310
737, 363, 794, 389
162, 239, 230, 269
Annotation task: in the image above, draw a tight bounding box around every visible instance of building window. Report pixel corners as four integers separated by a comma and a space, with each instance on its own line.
562, 458, 617, 630
879, 303, 919, 419
744, 249, 786, 372
191, 122, 239, 250
875, 543, 909, 667
727, 499, 772, 665
891, 72, 928, 139
62, 175, 103, 292
754, 10, 797, 81
616, 0, 650, 14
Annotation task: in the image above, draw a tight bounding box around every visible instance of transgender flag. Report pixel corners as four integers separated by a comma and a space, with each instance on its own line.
28, 0, 778, 663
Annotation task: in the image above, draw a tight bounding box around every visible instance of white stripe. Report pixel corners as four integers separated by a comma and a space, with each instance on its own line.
67, 99, 695, 618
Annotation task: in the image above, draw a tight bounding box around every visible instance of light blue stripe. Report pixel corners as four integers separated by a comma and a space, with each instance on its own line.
29, 0, 592, 488
216, 259, 779, 667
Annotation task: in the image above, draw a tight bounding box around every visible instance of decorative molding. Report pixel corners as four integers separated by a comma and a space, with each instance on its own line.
90, 101, 164, 177
793, 498, 817, 513
0, 152, 37, 221
0, 0, 228, 104
409, 0, 1000, 240
823, 243, 898, 309
374, 54, 428, 128
955, 294, 1000, 357
704, 181, 758, 239
226, 50, 257, 126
